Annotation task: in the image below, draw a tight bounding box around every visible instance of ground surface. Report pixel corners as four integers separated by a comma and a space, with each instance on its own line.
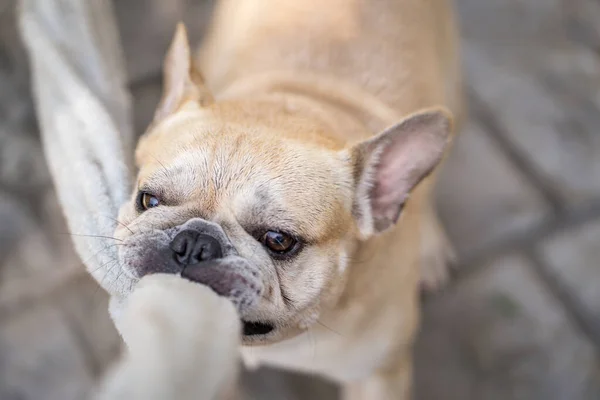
1, 0, 600, 399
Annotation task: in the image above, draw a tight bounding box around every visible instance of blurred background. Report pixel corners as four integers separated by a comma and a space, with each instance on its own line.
1, 0, 600, 399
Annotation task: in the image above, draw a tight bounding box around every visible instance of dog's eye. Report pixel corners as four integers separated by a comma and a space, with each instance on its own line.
137, 192, 160, 211
261, 231, 296, 254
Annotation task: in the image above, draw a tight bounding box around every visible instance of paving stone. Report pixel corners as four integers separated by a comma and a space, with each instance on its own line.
0, 192, 33, 261
458, 0, 600, 111
435, 118, 550, 258
131, 79, 162, 137
113, 0, 183, 83
463, 42, 600, 206
0, 0, 31, 86
0, 209, 83, 319
38, 190, 76, 253
0, 7, 49, 198
538, 219, 600, 335
0, 305, 94, 400
241, 367, 338, 400
456, 0, 564, 61
564, 1, 600, 67
113, 0, 214, 84
54, 275, 122, 375
3, 216, 75, 276
414, 253, 600, 400
0, 125, 50, 198
458, 0, 600, 205
180, 0, 216, 41
0, 224, 55, 286
0, 0, 13, 15
547, 0, 600, 114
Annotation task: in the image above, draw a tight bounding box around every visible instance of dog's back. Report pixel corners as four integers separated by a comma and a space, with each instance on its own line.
198, 0, 461, 120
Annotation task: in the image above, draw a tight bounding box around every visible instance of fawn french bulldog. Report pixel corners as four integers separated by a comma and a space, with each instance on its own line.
113, 0, 462, 398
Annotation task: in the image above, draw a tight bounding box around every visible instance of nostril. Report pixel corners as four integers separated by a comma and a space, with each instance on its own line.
170, 233, 188, 255
192, 234, 222, 263
169, 230, 195, 264
169, 230, 223, 265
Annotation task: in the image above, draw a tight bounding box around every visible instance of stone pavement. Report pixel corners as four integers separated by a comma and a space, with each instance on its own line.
1, 0, 600, 399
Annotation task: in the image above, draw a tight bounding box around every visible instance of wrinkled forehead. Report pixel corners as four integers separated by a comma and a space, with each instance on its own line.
138, 133, 354, 241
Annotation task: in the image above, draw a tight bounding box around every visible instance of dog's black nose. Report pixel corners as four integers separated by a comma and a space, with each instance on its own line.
169, 230, 223, 265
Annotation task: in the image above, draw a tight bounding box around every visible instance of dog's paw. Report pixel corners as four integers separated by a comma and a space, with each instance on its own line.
420, 209, 456, 292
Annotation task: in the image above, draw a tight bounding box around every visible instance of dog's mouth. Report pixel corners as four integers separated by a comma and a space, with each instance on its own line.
179, 263, 274, 337
242, 320, 275, 336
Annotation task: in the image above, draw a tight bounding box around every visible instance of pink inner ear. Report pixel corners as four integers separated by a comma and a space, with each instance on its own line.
371, 151, 414, 224
368, 115, 449, 232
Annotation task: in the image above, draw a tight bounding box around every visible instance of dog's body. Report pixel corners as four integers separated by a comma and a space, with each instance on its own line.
199, 0, 462, 394
200, 0, 462, 125
114, 1, 462, 398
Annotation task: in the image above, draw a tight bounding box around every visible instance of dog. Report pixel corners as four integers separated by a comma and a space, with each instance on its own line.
113, 0, 462, 398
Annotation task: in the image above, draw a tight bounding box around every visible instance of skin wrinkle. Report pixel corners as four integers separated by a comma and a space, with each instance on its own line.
273, 257, 291, 308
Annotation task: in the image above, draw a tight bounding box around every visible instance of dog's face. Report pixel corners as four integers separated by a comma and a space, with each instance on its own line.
115, 25, 451, 345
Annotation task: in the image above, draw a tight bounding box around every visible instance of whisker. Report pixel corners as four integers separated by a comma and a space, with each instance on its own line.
113, 268, 125, 289
127, 221, 146, 235
101, 215, 135, 235
81, 243, 124, 269
316, 320, 345, 337
150, 154, 170, 178
56, 232, 124, 242
88, 256, 121, 276
93, 261, 119, 299
128, 278, 136, 292
307, 327, 316, 361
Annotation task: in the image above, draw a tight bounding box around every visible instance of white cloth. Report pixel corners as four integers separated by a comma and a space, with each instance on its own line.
92, 274, 240, 400
19, 0, 136, 303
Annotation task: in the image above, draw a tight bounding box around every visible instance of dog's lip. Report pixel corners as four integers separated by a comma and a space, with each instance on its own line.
178, 265, 271, 336
242, 320, 275, 336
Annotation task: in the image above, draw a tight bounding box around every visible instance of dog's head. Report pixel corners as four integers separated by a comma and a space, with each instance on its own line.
115, 25, 452, 344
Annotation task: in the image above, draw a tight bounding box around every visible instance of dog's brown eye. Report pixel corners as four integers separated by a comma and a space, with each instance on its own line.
262, 231, 296, 254
140, 192, 160, 210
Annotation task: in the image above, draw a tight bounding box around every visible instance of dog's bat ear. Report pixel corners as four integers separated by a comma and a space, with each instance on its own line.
153, 23, 214, 123
349, 108, 452, 238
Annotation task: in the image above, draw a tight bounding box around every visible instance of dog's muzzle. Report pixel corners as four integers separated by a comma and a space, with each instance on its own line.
121, 218, 275, 336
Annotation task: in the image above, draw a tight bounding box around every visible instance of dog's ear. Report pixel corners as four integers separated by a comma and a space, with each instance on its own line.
349, 108, 452, 238
153, 23, 213, 123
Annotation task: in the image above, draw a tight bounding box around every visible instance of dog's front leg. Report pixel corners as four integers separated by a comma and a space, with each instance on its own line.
342, 355, 413, 400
